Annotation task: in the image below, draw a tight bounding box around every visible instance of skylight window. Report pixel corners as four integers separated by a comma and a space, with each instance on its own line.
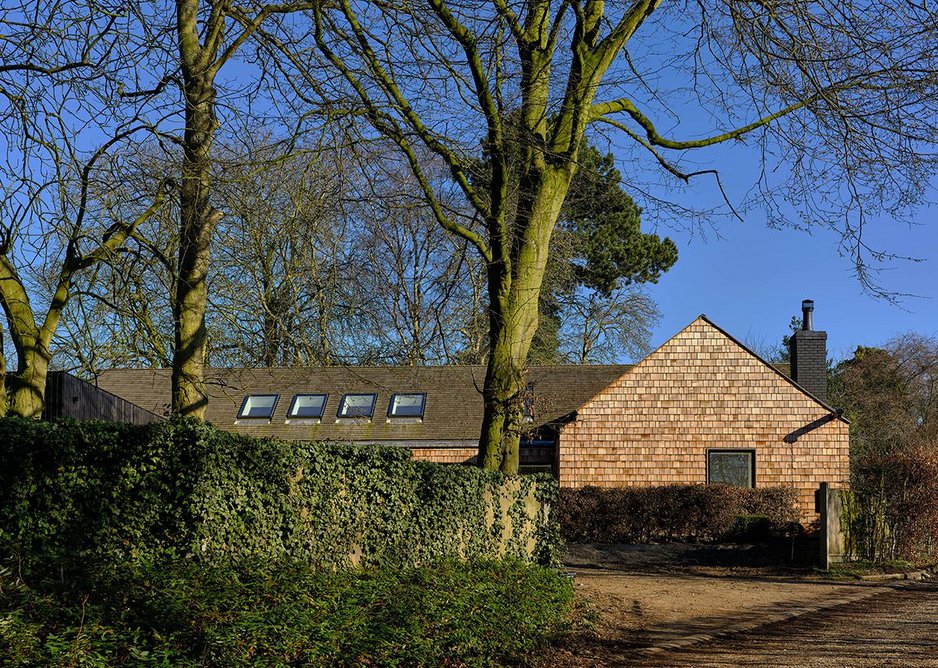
287, 394, 327, 419
238, 394, 278, 419
388, 393, 426, 418
337, 393, 377, 418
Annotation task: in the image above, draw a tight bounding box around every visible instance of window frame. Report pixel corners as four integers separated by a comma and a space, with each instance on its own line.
237, 393, 280, 420
286, 393, 328, 420
336, 393, 378, 419
706, 449, 756, 488
387, 392, 427, 418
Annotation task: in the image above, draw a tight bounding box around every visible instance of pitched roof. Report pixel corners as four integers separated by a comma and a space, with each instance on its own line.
95, 365, 630, 443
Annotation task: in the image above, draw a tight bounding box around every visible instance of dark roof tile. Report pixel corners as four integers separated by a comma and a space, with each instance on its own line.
96, 365, 630, 443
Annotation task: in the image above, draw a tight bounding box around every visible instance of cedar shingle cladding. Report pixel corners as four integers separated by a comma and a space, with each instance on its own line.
95, 365, 628, 444
558, 316, 849, 517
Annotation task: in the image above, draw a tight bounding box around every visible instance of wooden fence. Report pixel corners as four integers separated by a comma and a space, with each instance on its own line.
42, 371, 164, 425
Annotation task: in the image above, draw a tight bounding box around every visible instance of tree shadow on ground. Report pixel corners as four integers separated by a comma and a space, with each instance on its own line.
564, 537, 821, 575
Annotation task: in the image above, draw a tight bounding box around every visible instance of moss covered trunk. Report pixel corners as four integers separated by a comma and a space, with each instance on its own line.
0, 331, 6, 412
171, 90, 218, 417
171, 0, 222, 417
7, 348, 50, 418
0, 257, 59, 418
478, 168, 574, 473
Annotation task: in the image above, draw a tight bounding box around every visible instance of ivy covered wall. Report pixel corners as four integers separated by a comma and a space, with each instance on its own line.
0, 418, 560, 577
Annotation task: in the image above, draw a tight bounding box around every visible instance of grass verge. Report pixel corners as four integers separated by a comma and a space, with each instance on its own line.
821, 559, 934, 580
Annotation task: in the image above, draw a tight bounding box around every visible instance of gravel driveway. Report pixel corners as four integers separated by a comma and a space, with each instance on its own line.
539, 544, 931, 667
636, 582, 938, 667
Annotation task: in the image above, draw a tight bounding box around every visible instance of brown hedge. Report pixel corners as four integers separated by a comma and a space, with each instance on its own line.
845, 445, 938, 562
558, 485, 800, 544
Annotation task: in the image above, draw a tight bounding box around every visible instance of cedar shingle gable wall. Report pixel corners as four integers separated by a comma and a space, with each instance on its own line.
557, 316, 849, 519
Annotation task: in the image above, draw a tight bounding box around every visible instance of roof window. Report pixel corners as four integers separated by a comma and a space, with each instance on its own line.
337, 393, 377, 418
287, 394, 327, 419
388, 393, 426, 418
238, 394, 278, 419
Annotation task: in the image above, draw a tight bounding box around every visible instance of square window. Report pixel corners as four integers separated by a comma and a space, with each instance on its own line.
238, 394, 278, 419
388, 393, 426, 418
288, 394, 327, 419
337, 393, 376, 418
707, 450, 755, 488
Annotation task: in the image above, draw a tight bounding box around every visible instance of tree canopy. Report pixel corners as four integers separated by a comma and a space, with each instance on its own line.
283, 0, 938, 471
831, 336, 938, 456
560, 145, 677, 296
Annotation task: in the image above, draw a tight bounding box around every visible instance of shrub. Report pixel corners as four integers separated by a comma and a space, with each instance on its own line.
558, 484, 800, 544
0, 418, 561, 578
843, 445, 938, 562
0, 559, 575, 667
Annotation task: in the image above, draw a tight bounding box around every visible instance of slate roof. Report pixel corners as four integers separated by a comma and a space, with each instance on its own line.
95, 365, 631, 443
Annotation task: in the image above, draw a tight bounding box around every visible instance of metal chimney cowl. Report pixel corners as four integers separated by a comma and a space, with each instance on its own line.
801, 299, 814, 331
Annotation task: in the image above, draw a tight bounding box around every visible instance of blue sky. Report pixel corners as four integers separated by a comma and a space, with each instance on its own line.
591, 6, 938, 366
643, 203, 937, 363
4, 4, 933, 372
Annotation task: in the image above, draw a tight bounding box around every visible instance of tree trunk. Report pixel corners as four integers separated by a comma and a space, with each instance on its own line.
170, 0, 301, 410
477, 168, 574, 473
3, 292, 64, 418
0, 258, 57, 418
0, 330, 6, 413
478, 306, 530, 474
7, 346, 50, 418
1, 172, 168, 418
171, 49, 221, 417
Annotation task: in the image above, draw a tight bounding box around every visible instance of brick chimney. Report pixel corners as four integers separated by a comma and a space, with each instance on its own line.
789, 299, 828, 402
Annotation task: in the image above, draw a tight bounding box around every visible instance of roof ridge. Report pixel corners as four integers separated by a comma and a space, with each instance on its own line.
101, 364, 636, 373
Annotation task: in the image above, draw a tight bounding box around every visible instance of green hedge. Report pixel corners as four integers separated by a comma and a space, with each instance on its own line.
0, 559, 575, 667
559, 484, 800, 544
0, 418, 561, 577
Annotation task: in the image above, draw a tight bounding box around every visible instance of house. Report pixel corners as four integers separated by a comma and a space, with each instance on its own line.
67, 301, 849, 519
555, 303, 848, 517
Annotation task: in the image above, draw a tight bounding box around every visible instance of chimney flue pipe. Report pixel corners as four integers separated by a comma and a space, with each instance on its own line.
801, 299, 814, 331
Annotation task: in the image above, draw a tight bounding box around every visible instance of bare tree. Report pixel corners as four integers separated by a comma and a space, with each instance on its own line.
558, 288, 659, 364
55, 169, 180, 376
169, 0, 325, 417
352, 150, 481, 365
57, 133, 502, 373
208, 136, 496, 368
209, 136, 370, 366
0, 2, 171, 416
270, 0, 938, 471
45, 0, 325, 415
